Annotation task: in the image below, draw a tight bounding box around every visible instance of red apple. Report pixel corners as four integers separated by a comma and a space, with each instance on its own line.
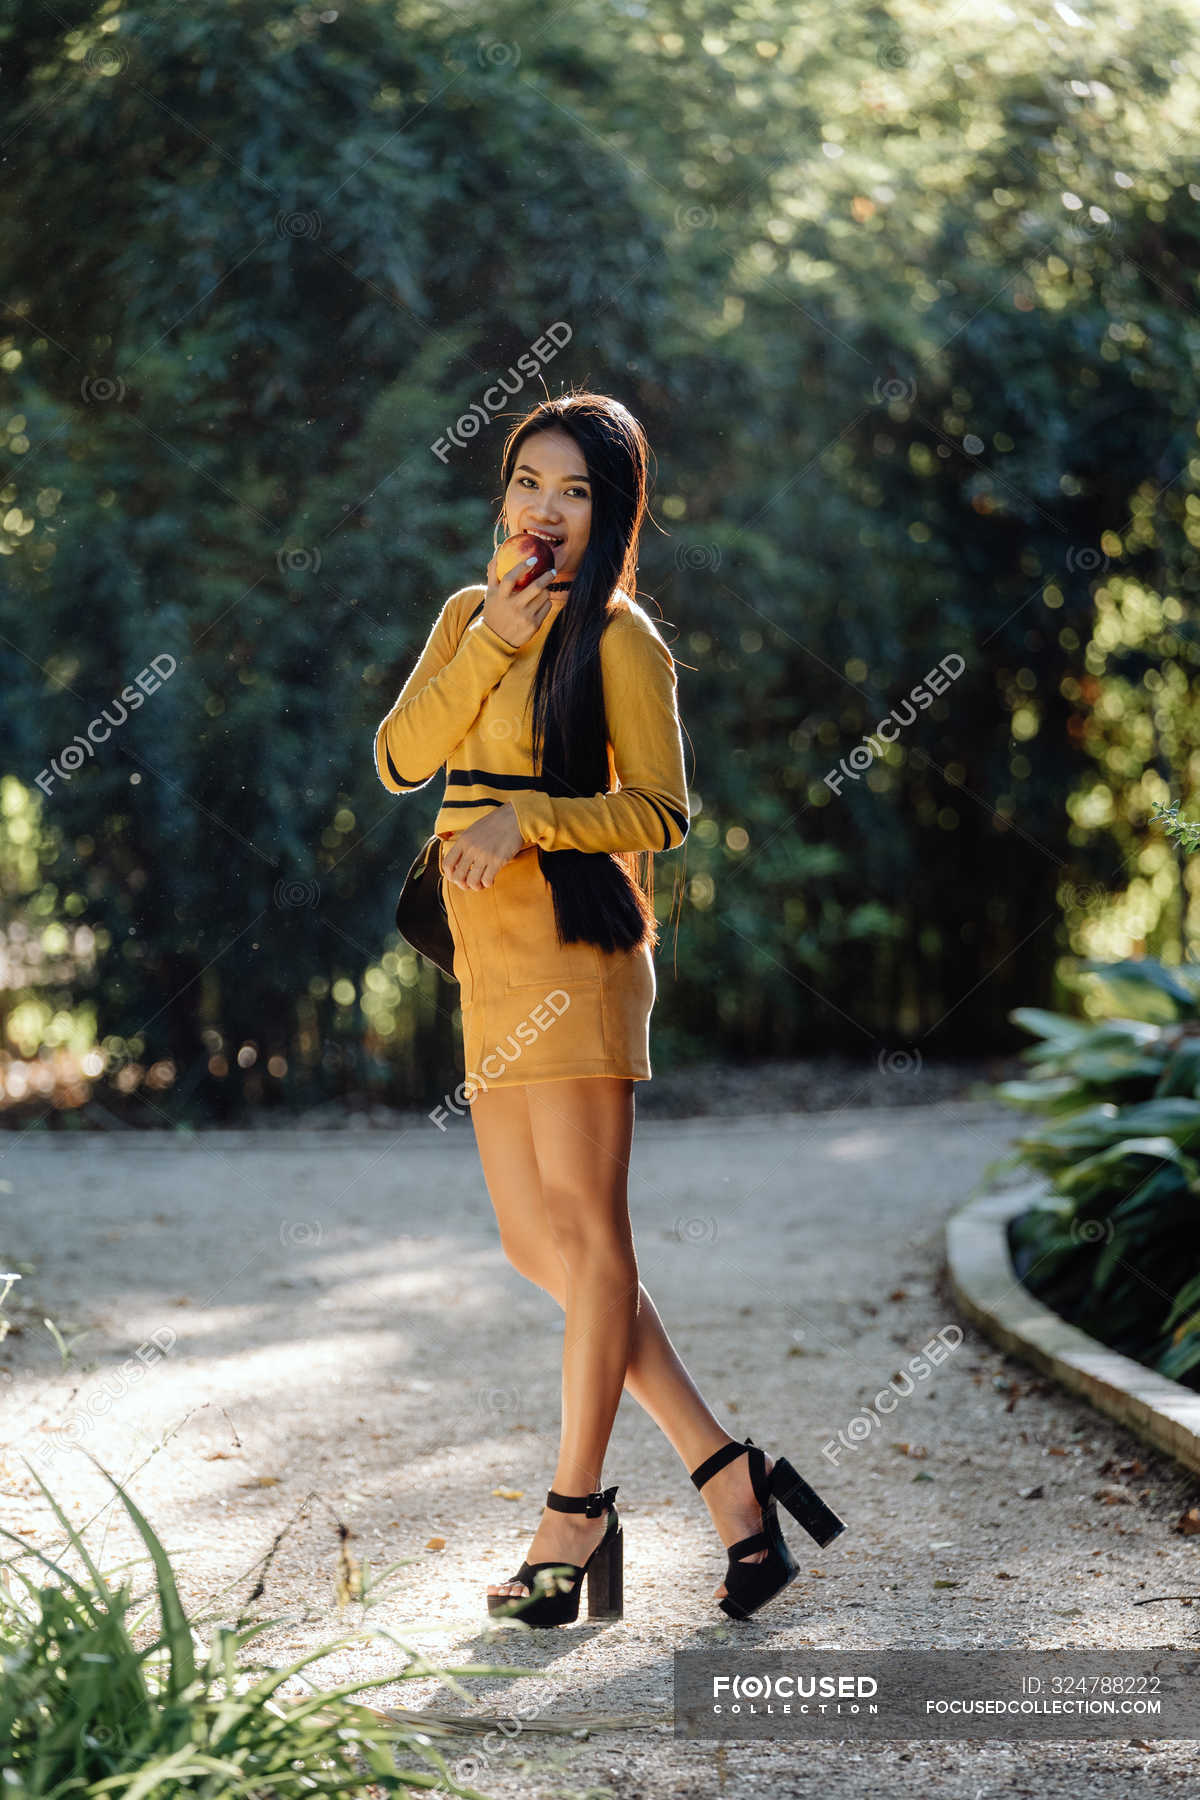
495, 531, 557, 591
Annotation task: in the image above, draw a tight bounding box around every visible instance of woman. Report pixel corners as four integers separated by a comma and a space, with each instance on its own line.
373, 392, 845, 1625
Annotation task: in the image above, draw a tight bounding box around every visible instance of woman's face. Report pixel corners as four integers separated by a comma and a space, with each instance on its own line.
503, 428, 592, 585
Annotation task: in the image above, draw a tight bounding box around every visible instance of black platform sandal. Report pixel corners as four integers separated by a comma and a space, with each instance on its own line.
485, 1483, 623, 1628
690, 1436, 845, 1621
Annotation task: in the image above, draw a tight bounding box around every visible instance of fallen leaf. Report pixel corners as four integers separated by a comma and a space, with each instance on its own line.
933, 1579, 960, 1589
492, 1487, 524, 1501
1175, 1507, 1200, 1536
239, 1475, 282, 1489
1097, 1454, 1146, 1479
426, 1535, 445, 1550
995, 1571, 1016, 1580
1017, 1484, 1044, 1500
1094, 1486, 1134, 1506
887, 1288, 908, 1301
912, 1471, 934, 1483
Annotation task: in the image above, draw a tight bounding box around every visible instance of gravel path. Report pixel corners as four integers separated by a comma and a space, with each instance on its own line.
3, 1094, 1199, 1797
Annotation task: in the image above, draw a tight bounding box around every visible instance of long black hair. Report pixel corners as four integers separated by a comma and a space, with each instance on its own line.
493, 392, 662, 955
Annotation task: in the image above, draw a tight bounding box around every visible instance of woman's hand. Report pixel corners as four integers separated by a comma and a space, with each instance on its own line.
442, 803, 527, 890
483, 547, 560, 648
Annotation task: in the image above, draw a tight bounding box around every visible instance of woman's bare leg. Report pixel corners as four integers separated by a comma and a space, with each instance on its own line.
470, 1078, 768, 1602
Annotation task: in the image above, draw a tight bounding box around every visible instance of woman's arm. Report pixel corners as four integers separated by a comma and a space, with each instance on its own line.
506, 611, 690, 854
373, 587, 520, 793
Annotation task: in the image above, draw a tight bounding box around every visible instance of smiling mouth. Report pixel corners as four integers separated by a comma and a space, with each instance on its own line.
525, 529, 566, 548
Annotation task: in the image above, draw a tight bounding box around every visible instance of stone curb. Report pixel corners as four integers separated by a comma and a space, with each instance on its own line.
946, 1179, 1200, 1481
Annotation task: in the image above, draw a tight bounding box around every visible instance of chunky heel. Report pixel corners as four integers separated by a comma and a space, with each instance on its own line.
585, 1521, 623, 1619
768, 1456, 846, 1548
486, 1484, 623, 1628
690, 1435, 846, 1621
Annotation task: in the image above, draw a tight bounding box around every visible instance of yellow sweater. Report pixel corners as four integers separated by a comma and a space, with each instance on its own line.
373, 584, 689, 855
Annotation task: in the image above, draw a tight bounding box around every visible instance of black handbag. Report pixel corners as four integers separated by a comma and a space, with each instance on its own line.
395, 833, 456, 979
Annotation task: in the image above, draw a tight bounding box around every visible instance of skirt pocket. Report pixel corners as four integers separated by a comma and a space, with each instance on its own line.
492, 847, 603, 991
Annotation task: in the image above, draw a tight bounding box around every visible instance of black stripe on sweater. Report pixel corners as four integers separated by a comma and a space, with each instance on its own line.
641, 795, 678, 849
442, 781, 688, 846
445, 769, 546, 790
383, 742, 427, 788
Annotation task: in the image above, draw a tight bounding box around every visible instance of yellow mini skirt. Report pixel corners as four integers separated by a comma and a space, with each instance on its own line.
437, 835, 656, 1093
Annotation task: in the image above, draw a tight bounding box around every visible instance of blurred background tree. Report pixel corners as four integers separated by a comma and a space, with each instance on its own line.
1, 0, 1198, 1122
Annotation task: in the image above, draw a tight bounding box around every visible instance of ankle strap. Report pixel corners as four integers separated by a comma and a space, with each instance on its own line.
690, 1435, 754, 1491
545, 1483, 618, 1517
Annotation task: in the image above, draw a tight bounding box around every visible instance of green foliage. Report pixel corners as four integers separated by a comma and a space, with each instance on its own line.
989, 957, 1200, 1392
3, 0, 1200, 1115
1153, 800, 1200, 856
1, 1457, 524, 1798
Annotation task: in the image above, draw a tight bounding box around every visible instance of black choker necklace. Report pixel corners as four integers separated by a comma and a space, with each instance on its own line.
546, 580, 572, 591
